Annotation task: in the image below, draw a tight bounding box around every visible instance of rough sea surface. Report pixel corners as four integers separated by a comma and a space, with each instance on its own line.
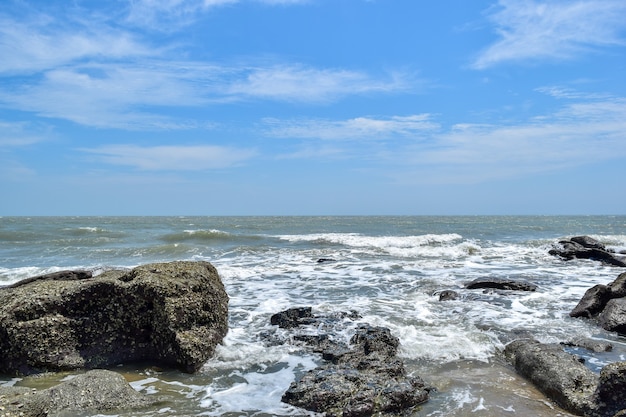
1, 216, 625, 416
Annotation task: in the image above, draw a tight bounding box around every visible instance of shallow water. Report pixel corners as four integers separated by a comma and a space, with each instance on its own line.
1, 216, 625, 415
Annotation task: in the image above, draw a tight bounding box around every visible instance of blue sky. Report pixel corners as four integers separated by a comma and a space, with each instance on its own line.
1, 0, 625, 215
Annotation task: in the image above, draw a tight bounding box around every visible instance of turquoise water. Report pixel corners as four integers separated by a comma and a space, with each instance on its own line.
1, 216, 625, 416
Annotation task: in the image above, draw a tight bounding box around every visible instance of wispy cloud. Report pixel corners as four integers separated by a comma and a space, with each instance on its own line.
80, 144, 257, 170
0, 121, 50, 147
264, 114, 439, 140
396, 95, 626, 183
473, 0, 626, 69
226, 65, 409, 103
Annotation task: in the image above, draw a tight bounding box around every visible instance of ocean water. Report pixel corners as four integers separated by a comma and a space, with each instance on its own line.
1, 216, 626, 416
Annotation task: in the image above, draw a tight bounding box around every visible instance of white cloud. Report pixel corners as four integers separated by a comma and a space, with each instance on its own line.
81, 144, 256, 170
264, 114, 438, 140
0, 121, 50, 147
0, 15, 153, 74
227, 65, 408, 103
473, 0, 626, 69
397, 96, 626, 183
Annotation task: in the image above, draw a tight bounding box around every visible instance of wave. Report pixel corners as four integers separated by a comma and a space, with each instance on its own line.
160, 229, 261, 244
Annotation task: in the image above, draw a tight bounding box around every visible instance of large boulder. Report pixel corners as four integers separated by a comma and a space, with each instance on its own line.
503, 339, 626, 417
549, 236, 626, 267
0, 261, 229, 375
0, 369, 161, 417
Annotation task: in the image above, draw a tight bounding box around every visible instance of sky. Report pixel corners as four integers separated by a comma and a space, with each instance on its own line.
1, 0, 625, 215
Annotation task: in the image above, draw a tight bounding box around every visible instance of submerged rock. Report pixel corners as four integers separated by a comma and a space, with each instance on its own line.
271, 307, 431, 416
0, 369, 161, 417
465, 277, 537, 292
0, 261, 229, 375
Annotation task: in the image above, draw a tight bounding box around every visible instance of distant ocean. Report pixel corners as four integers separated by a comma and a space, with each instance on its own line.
1, 216, 626, 416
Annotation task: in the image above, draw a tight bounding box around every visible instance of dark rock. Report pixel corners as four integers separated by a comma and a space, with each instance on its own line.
607, 272, 626, 298
570, 285, 612, 318
317, 258, 337, 263
4, 270, 93, 288
0, 261, 229, 375
465, 277, 537, 292
270, 307, 314, 328
571, 236, 608, 251
503, 339, 597, 415
0, 369, 161, 417
438, 290, 459, 301
550, 237, 626, 267
599, 298, 626, 335
276, 310, 431, 416
591, 362, 626, 417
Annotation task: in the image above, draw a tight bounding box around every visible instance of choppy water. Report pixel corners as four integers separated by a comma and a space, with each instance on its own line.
1, 216, 626, 416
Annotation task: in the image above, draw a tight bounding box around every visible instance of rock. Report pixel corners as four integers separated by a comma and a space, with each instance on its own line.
438, 290, 459, 301
591, 362, 626, 417
0, 369, 161, 417
562, 338, 613, 353
549, 236, 626, 267
270, 307, 315, 328
0, 261, 229, 375
465, 277, 537, 292
503, 339, 597, 415
272, 308, 431, 416
570, 285, 612, 318
607, 272, 626, 298
317, 258, 337, 263
599, 298, 626, 335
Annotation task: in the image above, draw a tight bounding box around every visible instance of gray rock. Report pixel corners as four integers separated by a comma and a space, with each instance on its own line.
562, 338, 613, 353
465, 277, 537, 292
0, 369, 161, 417
503, 339, 597, 415
570, 284, 612, 318
592, 362, 626, 417
438, 290, 459, 301
599, 298, 626, 335
607, 272, 626, 298
0, 261, 229, 375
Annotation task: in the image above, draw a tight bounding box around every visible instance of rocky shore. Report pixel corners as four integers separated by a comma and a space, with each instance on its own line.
2, 236, 626, 416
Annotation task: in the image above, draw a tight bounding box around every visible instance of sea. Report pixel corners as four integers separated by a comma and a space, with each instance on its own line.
1, 215, 626, 416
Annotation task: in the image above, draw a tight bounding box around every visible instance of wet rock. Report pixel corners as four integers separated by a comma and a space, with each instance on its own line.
570, 285, 612, 318
549, 236, 626, 267
465, 277, 537, 292
0, 369, 161, 417
272, 308, 431, 416
562, 338, 613, 353
0, 261, 229, 375
598, 298, 626, 335
503, 339, 597, 415
270, 307, 315, 328
571, 273, 626, 337
438, 290, 459, 301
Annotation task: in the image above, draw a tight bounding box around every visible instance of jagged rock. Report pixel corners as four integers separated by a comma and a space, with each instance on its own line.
465, 277, 537, 292
592, 362, 626, 417
270, 307, 315, 328
0, 369, 161, 417
271, 308, 431, 416
570, 273, 626, 336
503, 339, 597, 415
0, 261, 229, 375
549, 236, 626, 267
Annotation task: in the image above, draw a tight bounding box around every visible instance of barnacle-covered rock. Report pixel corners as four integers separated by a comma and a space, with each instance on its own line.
0, 261, 228, 375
